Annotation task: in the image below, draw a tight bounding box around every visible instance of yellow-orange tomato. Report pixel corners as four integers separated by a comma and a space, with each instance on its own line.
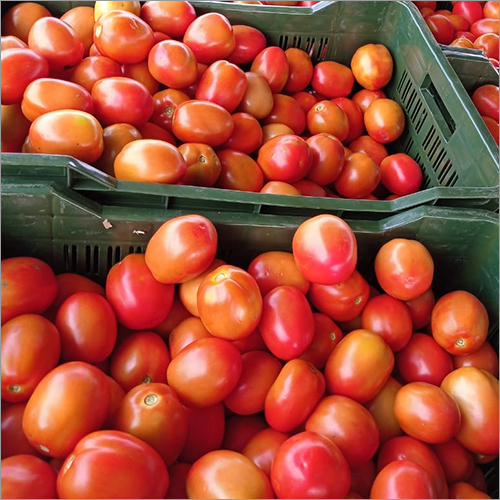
1, 2, 52, 43
261, 123, 295, 144
307, 100, 350, 142
350, 43, 394, 91
364, 98, 406, 143
61, 6, 95, 56
238, 72, 274, 120
168, 317, 213, 359
94, 1, 141, 21
260, 181, 301, 196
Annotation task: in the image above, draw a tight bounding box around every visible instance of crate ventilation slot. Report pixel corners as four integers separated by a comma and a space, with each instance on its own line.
278, 34, 329, 60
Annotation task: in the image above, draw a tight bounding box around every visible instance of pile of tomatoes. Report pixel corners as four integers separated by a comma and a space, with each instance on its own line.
2, 0, 429, 200
1, 212, 498, 499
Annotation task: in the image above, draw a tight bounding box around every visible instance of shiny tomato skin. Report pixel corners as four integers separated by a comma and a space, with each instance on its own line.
306, 394, 379, 466
151, 88, 190, 132
238, 71, 274, 120
121, 60, 157, 95
1, 48, 50, 105
216, 148, 265, 192
221, 112, 263, 154
94, 1, 141, 21
449, 482, 492, 499
59, 6, 94, 57
140, 1, 196, 38
471, 17, 500, 37
404, 287, 435, 330
311, 60, 355, 99
307, 100, 350, 141
183, 12, 235, 65
260, 181, 301, 196
332, 97, 364, 144
172, 100, 234, 147
69, 55, 122, 93
351, 43, 393, 91
1, 257, 58, 326
265, 358, 325, 432
452, 341, 499, 377
1, 403, 41, 458
112, 382, 188, 466
306, 133, 345, 185
425, 14, 455, 44
374, 238, 434, 301
186, 449, 274, 499
292, 213, 357, 286
1, 314, 61, 403
1, 103, 31, 152
259, 285, 314, 361
166, 462, 191, 499
1, 2, 52, 44
22, 361, 110, 458
168, 317, 212, 358
471, 84, 499, 122
106, 253, 174, 330
153, 296, 191, 340
352, 89, 387, 114
349, 135, 389, 166
431, 439, 475, 484
57, 430, 169, 499
453, 1, 484, 25
263, 93, 307, 136
110, 330, 171, 391
364, 98, 406, 144
166, 337, 243, 408
380, 153, 423, 195
271, 431, 351, 499
441, 367, 499, 456
227, 25, 267, 65
334, 151, 381, 199
396, 333, 453, 386
250, 46, 289, 93
284, 47, 313, 93
145, 214, 218, 285
29, 109, 104, 163
1, 454, 57, 500
325, 329, 394, 403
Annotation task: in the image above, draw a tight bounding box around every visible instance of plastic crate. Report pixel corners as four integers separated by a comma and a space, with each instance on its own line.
1, 0, 498, 216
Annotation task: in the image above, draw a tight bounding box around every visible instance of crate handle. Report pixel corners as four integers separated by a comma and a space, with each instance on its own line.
67, 158, 118, 189
420, 74, 456, 142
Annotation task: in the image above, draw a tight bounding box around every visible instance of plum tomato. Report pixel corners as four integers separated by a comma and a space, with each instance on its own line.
350, 43, 393, 91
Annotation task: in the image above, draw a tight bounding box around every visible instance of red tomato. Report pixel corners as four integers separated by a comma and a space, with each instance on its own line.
257, 134, 312, 183
106, 253, 174, 330
213, 415, 264, 453
1, 2, 52, 43
110, 330, 171, 391
166, 337, 243, 408
92, 76, 154, 127
311, 60, 355, 98
396, 333, 453, 385
1, 454, 57, 500
57, 430, 169, 498
431, 439, 475, 484
351, 89, 387, 114
431, 290, 489, 355
484, 0, 500, 18
221, 112, 263, 154
441, 367, 499, 456
1, 48, 49, 105
364, 98, 406, 143
69, 56, 122, 93
168, 317, 212, 358
260, 181, 301, 196
452, 341, 499, 377
449, 482, 492, 499
306, 395, 379, 466
293, 91, 319, 113
238, 72, 274, 120
284, 47, 314, 93
450, 36, 476, 47
471, 17, 499, 36
262, 93, 307, 136
1, 257, 58, 326
453, 1, 485, 25
292, 213, 357, 285
404, 287, 435, 330
153, 296, 191, 340
414, 1, 437, 9
145, 214, 218, 284
28, 17, 83, 72
215, 149, 265, 192
425, 14, 456, 44
374, 238, 434, 301
172, 100, 235, 147
307, 100, 350, 141
325, 329, 394, 403
379, 153, 423, 195
265, 359, 324, 432
1, 103, 31, 152
250, 46, 290, 93
331, 97, 364, 144
112, 382, 187, 466
305, 133, 345, 185
259, 285, 314, 360
166, 462, 191, 499
271, 431, 351, 499
473, 32, 500, 58
151, 88, 190, 133
334, 152, 381, 199
140, 1, 196, 38
226, 25, 267, 65
472, 84, 499, 122
466, 465, 489, 493
183, 12, 235, 64
351, 43, 393, 91
1, 403, 41, 458
186, 450, 273, 499
231, 327, 267, 354
60, 6, 94, 57
23, 361, 110, 458
349, 134, 389, 166
122, 60, 159, 95
483, 115, 500, 144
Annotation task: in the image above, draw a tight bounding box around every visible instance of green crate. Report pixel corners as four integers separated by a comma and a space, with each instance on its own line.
1, 0, 498, 216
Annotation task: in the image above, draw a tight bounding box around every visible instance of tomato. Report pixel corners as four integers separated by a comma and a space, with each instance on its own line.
1, 257, 58, 326
94, 1, 141, 21
271, 431, 351, 499
306, 395, 379, 466
225, 351, 282, 415
0, 104, 31, 153
153, 296, 191, 340
250, 46, 290, 93
454, 29, 478, 41
484, 0, 500, 18
1, 454, 57, 500
441, 367, 499, 456
183, 12, 235, 64
370, 460, 436, 499
257, 134, 312, 183
379, 153, 423, 195
172, 99, 234, 147
179, 403, 225, 463
325, 329, 394, 403
351, 89, 387, 114
259, 285, 314, 360
450, 36, 476, 47
216, 148, 265, 192
311, 60, 355, 98
331, 97, 364, 144
364, 377, 404, 445
364, 98, 406, 143
453, 1, 485, 25
374, 238, 434, 301
293, 91, 320, 114
110, 330, 171, 391
60, 6, 94, 57
292, 213, 357, 285
187, 449, 273, 499
431, 290, 489, 355
404, 287, 435, 330
284, 47, 313, 93
260, 181, 301, 195
92, 76, 154, 127
145, 214, 218, 284
425, 14, 456, 44
483, 115, 500, 144
132, 121, 176, 143
227, 24, 267, 65
334, 152, 381, 199
28, 17, 83, 72
302, 134, 344, 186
2, 403, 42, 458
112, 382, 187, 466
471, 17, 499, 37
29, 109, 104, 163
263, 93, 307, 136
57, 430, 169, 499
466, 465, 489, 493
1, 2, 52, 43
140, 1, 196, 38
180, 141, 223, 185
307, 100, 350, 141
166, 462, 191, 499
122, 60, 159, 95
449, 482, 492, 499
452, 341, 499, 377
473, 32, 500, 58
1, 48, 49, 105
151, 89, 190, 134
447, 14, 471, 32
221, 112, 263, 154
69, 56, 122, 93
238, 72, 274, 120
223, 415, 271, 451
22, 362, 109, 458
350, 43, 393, 91
431, 439, 475, 484
168, 317, 212, 358
167, 337, 242, 408
471, 84, 499, 122
261, 123, 295, 143
197, 265, 262, 341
